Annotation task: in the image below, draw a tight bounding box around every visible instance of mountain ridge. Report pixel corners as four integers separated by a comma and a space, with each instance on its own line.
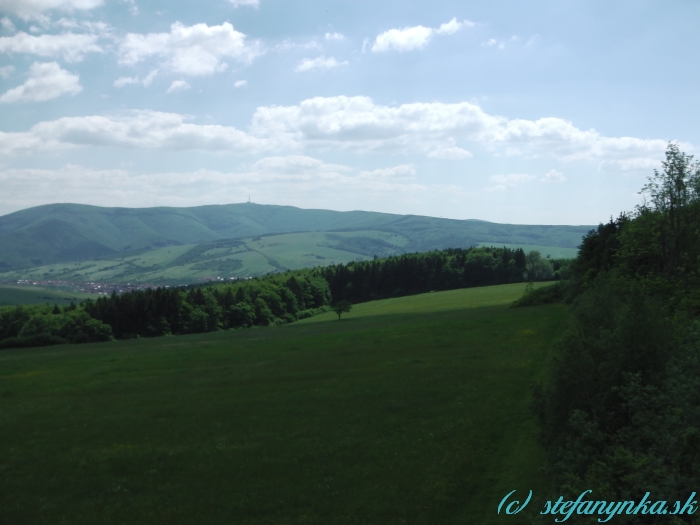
0, 202, 594, 272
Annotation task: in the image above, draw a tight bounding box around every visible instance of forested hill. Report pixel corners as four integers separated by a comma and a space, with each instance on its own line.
0, 202, 591, 271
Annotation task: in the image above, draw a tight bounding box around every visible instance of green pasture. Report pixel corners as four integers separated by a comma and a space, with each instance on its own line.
0, 230, 411, 285
0, 283, 566, 524
0, 284, 91, 306
477, 242, 579, 259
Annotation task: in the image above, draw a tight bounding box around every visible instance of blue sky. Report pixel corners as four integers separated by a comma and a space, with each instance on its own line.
0, 0, 698, 224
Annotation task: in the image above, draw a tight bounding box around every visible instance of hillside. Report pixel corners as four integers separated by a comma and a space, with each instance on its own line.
0, 203, 592, 277
0, 284, 567, 524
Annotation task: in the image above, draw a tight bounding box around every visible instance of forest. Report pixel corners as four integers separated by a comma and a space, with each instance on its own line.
529, 144, 700, 523
0, 245, 564, 347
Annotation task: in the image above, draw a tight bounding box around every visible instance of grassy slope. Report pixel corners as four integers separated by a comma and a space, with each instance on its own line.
0, 230, 409, 283
0, 282, 564, 524
477, 242, 579, 259
0, 284, 92, 306
0, 203, 591, 273
0, 230, 581, 285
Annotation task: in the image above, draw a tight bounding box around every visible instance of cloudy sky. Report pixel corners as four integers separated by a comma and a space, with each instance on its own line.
0, 0, 698, 224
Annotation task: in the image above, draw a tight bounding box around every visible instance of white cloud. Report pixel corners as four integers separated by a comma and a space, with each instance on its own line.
118, 22, 262, 76
0, 159, 447, 216
0, 95, 673, 171
325, 32, 344, 41
427, 146, 473, 159
0, 110, 270, 155
0, 31, 102, 62
113, 76, 138, 88
0, 0, 102, 20
113, 68, 156, 88
1, 16, 15, 32
482, 36, 519, 50
295, 55, 348, 72
436, 18, 473, 35
359, 165, 415, 179
541, 169, 566, 182
0, 61, 80, 103
166, 79, 189, 94
53, 17, 109, 32
486, 173, 536, 191
275, 39, 320, 52
228, 0, 259, 7
372, 25, 433, 52
142, 68, 157, 86
372, 18, 471, 52
251, 155, 350, 176
0, 64, 13, 77
234, 79, 247, 87
250, 96, 670, 165
121, 0, 137, 15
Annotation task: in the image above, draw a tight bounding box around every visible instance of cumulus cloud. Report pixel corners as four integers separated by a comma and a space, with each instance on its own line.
0, 31, 102, 62
121, 0, 137, 15
113, 68, 156, 88
0, 110, 270, 155
113, 76, 138, 87
228, 0, 259, 7
0, 95, 673, 171
541, 169, 566, 182
372, 18, 472, 52
0, 61, 81, 103
234, 79, 247, 87
0, 64, 13, 77
166, 79, 189, 93
372, 25, 433, 52
358, 165, 415, 179
249, 96, 670, 165
0, 0, 102, 20
486, 173, 536, 191
325, 32, 344, 41
118, 22, 262, 76
295, 55, 348, 72
436, 17, 473, 35
0, 159, 450, 217
1, 16, 15, 32
427, 146, 473, 159
142, 68, 157, 86
275, 39, 319, 52
598, 157, 663, 173
482, 36, 519, 50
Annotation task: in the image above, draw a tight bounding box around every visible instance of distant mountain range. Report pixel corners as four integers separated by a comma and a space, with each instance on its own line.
0, 203, 593, 283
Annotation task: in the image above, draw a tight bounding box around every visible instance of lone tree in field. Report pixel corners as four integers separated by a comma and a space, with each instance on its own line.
332, 300, 352, 320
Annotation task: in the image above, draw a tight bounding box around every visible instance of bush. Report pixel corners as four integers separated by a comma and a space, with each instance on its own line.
0, 334, 67, 350
511, 282, 564, 307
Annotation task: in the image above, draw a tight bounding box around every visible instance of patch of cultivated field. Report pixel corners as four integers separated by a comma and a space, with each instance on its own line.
0, 230, 410, 284
476, 242, 579, 259
0, 282, 566, 524
0, 284, 92, 306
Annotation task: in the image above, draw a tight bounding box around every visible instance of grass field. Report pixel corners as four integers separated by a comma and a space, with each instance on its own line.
0, 230, 410, 285
0, 282, 566, 524
0, 284, 92, 306
476, 242, 579, 259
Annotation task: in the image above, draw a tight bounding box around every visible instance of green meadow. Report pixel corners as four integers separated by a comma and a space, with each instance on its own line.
0, 230, 409, 285
0, 282, 565, 524
0, 284, 92, 306
476, 243, 578, 260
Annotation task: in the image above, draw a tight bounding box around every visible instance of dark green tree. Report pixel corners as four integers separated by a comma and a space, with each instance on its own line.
332, 300, 352, 320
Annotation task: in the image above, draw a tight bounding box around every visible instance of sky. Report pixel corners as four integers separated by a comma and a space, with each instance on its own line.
0, 0, 699, 225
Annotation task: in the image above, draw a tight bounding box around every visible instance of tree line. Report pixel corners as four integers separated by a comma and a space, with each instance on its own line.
0, 242, 567, 349
321, 246, 566, 304
530, 144, 700, 522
